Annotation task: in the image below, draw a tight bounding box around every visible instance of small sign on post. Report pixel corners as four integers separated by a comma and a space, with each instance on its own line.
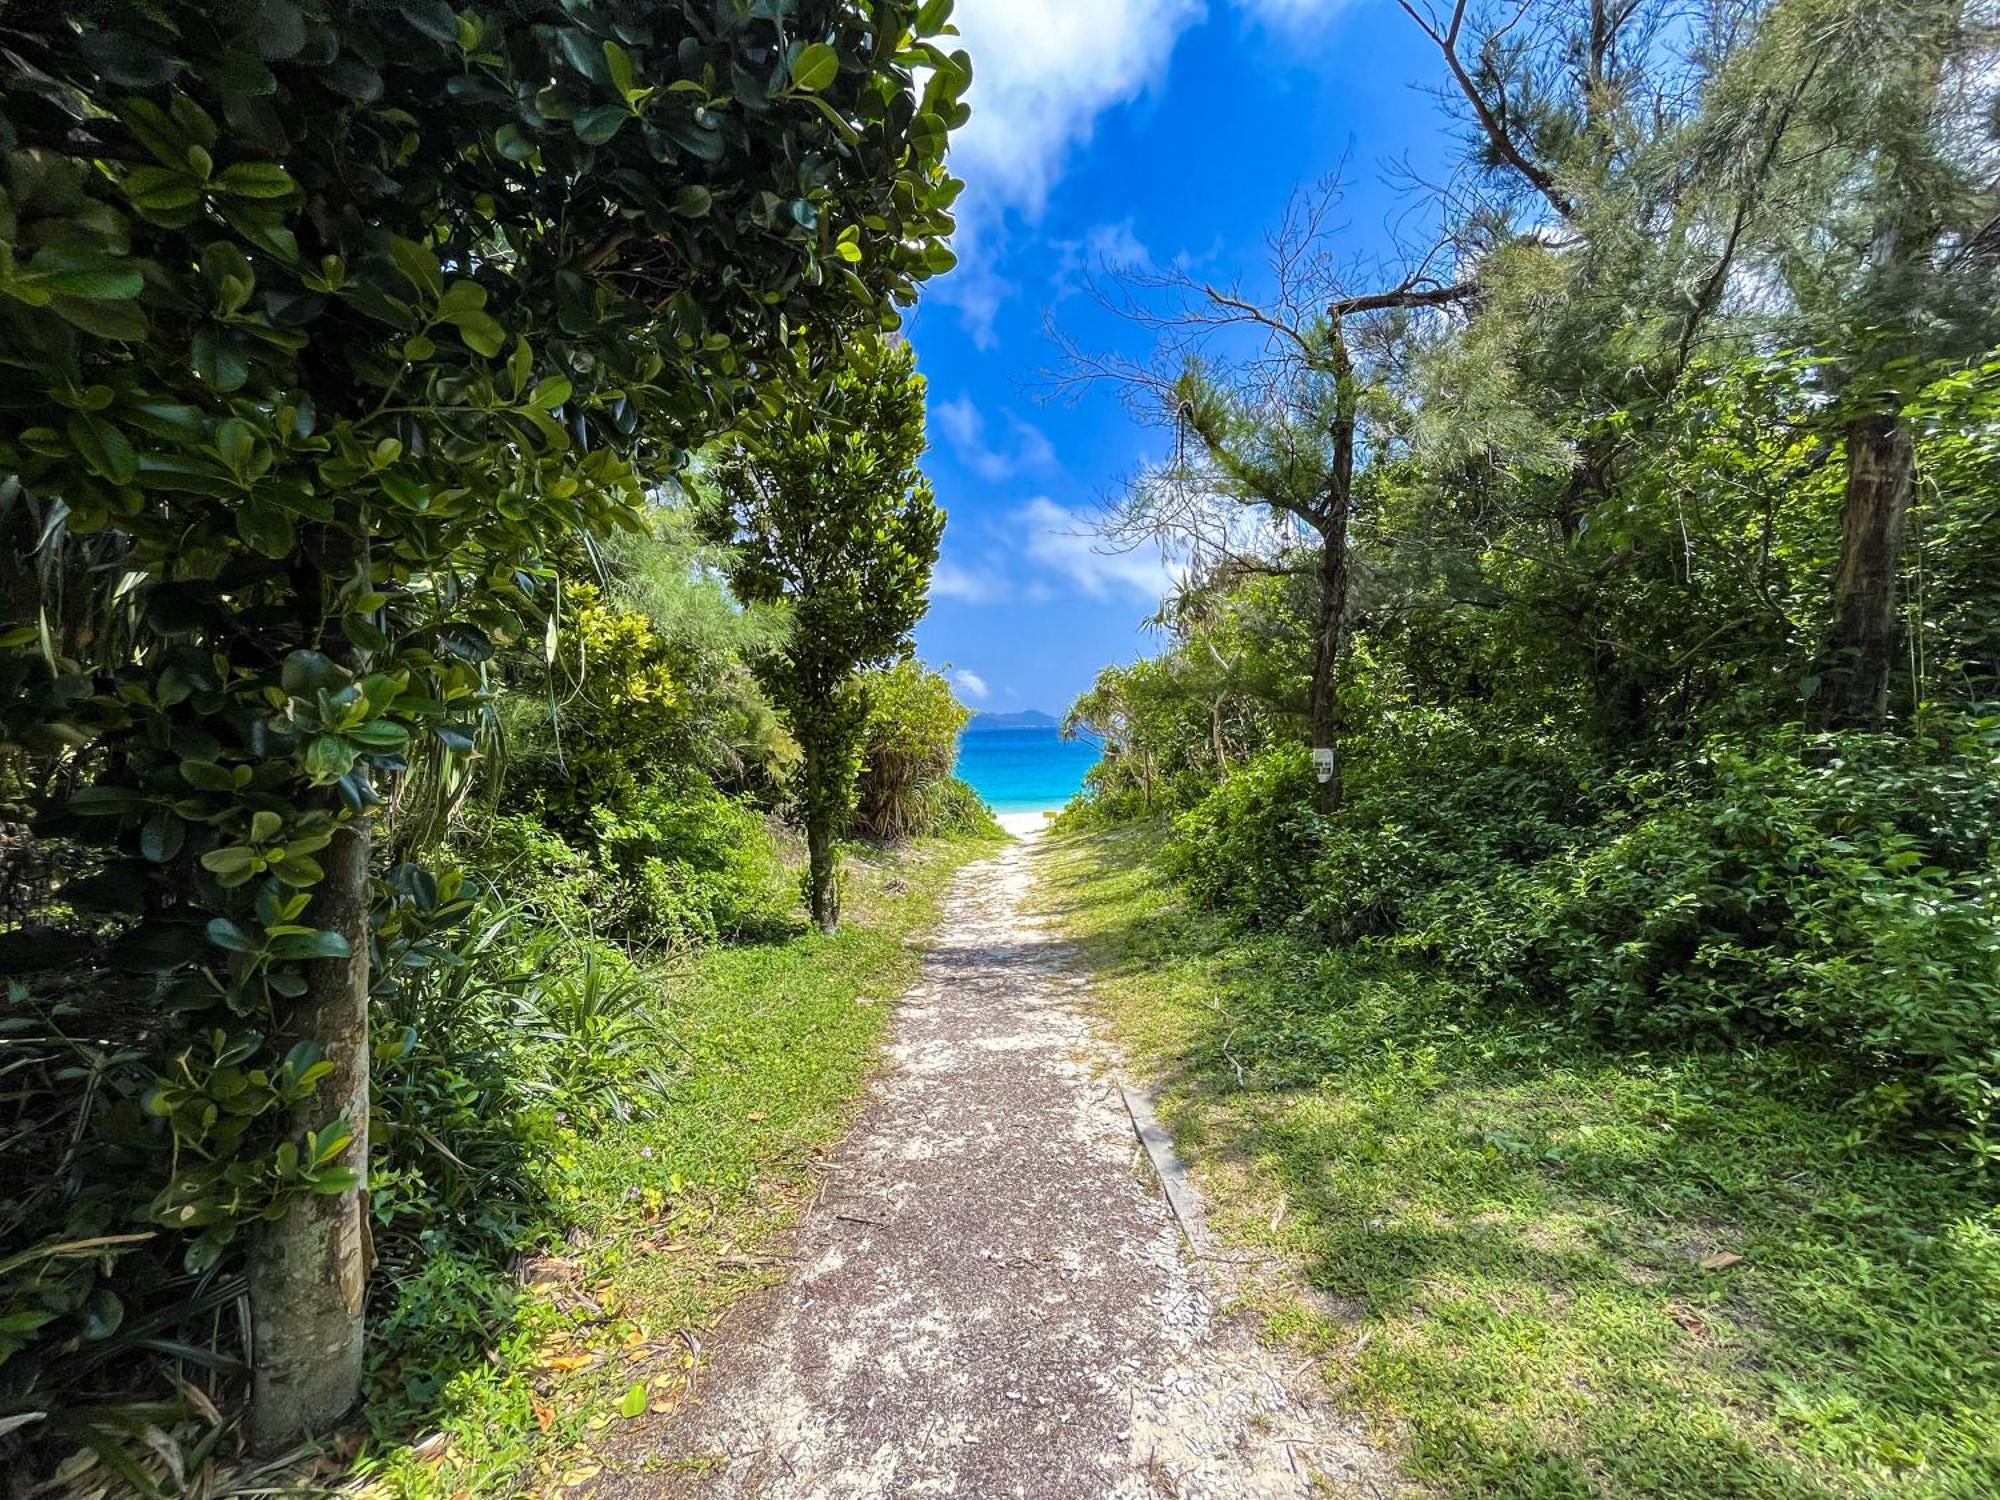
1312, 747, 1337, 784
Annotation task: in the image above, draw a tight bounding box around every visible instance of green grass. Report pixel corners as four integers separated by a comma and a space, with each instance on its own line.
1035, 824, 2000, 1500
352, 831, 1002, 1496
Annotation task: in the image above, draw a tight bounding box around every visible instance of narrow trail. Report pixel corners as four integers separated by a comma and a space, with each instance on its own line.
599, 832, 1390, 1499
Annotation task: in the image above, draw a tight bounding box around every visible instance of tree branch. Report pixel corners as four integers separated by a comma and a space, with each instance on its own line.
1395, 0, 1577, 222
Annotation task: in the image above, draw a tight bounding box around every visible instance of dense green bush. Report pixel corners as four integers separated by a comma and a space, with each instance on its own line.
591, 784, 794, 948
1303, 705, 1600, 941
504, 584, 698, 827
450, 814, 606, 937
1165, 713, 2000, 1147
1166, 746, 1322, 926
904, 776, 1001, 838
1404, 722, 2000, 1142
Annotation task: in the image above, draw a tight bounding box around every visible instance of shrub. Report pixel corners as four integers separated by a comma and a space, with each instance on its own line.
1167, 745, 1324, 926
854, 660, 972, 839
450, 814, 605, 936
1305, 706, 1598, 941
590, 784, 794, 948
1426, 722, 2000, 1140
904, 776, 1002, 838
1167, 714, 2000, 1146
505, 585, 696, 826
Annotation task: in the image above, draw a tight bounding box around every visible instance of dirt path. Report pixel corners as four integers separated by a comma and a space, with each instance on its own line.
599, 833, 1390, 1499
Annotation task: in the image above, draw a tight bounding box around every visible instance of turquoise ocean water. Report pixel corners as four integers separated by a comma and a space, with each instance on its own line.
955, 727, 1101, 814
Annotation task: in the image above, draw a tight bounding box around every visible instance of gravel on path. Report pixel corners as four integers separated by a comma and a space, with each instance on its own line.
594, 832, 1394, 1499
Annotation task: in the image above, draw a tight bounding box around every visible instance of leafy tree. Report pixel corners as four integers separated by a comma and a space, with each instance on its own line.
707, 340, 944, 931
1061, 0, 2000, 1160
1717, 0, 1999, 724
0, 0, 967, 1450
1062, 185, 1469, 811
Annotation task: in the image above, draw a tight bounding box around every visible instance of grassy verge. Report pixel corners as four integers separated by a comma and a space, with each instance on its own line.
351, 830, 1002, 1496
1036, 824, 2000, 1499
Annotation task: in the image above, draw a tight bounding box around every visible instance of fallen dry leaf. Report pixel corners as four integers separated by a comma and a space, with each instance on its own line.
532, 1398, 555, 1433
1699, 1251, 1743, 1270
410, 1432, 450, 1464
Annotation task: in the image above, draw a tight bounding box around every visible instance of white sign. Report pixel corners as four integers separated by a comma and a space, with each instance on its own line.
1312, 747, 1337, 783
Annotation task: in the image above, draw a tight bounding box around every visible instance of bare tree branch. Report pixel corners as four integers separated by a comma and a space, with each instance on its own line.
1394, 0, 1578, 221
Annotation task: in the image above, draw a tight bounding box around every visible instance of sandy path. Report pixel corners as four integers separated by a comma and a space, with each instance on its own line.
598, 833, 1390, 1499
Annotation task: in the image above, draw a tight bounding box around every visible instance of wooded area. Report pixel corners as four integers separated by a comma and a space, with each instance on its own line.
0, 1, 984, 1488
1064, 0, 2000, 1157
4, 0, 1999, 1492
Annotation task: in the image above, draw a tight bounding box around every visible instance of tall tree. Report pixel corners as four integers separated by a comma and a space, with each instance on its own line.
1394, 0, 2000, 728
707, 340, 944, 931
0, 0, 967, 1447
1062, 186, 1468, 811
1744, 0, 1997, 724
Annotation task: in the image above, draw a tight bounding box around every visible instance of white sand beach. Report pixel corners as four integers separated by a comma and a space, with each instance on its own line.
995, 809, 1058, 838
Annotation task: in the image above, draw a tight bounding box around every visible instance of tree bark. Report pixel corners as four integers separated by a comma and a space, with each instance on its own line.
802, 738, 842, 934
1309, 326, 1357, 816
806, 801, 840, 933
1821, 410, 1915, 727
1309, 517, 1349, 815
248, 814, 371, 1453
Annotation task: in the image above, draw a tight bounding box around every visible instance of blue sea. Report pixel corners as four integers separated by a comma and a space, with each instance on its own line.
955, 727, 1101, 814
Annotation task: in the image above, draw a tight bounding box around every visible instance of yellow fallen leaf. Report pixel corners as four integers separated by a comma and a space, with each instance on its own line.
532, 1398, 555, 1433
1700, 1251, 1743, 1270
543, 1353, 595, 1372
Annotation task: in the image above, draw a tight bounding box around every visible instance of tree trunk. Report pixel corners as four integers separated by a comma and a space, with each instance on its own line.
1821, 409, 1915, 727
1309, 519, 1349, 814
806, 798, 841, 933
1309, 325, 1357, 816
248, 814, 371, 1453
801, 735, 842, 934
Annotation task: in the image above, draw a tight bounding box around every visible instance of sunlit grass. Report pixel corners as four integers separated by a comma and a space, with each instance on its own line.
1036, 824, 2000, 1499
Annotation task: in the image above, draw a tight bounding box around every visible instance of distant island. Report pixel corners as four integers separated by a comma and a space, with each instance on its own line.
964, 709, 1060, 732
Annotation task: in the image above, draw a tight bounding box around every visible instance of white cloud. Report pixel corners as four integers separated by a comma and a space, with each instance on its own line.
931, 558, 1008, 605
934, 394, 1058, 482
1016, 497, 1179, 601
934, 0, 1205, 343
951, 669, 991, 701
948, 1, 1202, 222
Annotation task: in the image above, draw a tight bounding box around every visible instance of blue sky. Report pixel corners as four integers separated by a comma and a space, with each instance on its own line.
908, 0, 1459, 715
